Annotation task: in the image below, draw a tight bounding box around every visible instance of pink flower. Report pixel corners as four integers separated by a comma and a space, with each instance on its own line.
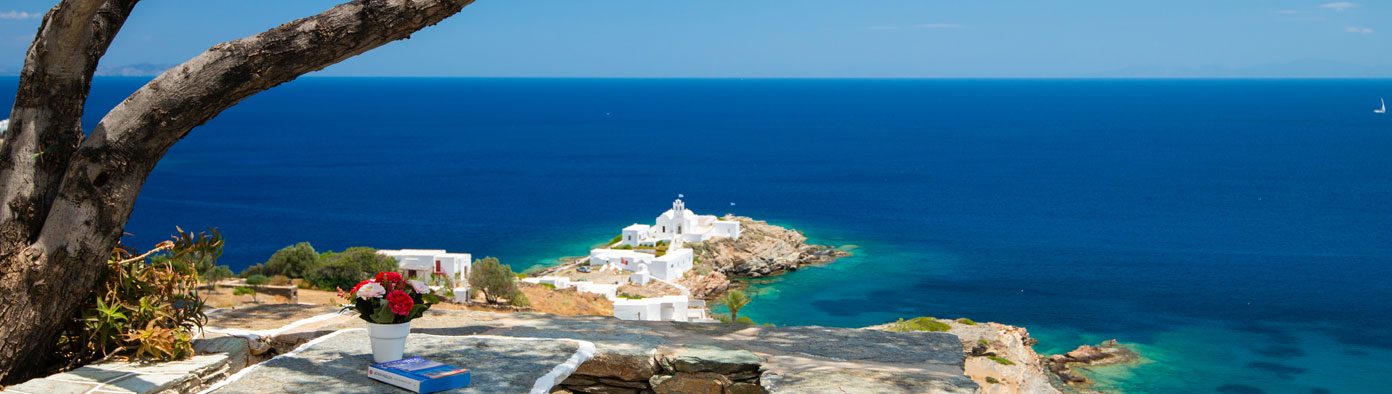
356, 282, 385, 299
386, 290, 414, 316
407, 279, 429, 294
349, 280, 372, 296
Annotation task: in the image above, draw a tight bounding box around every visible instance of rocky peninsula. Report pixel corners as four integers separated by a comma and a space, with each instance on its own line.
680, 215, 851, 298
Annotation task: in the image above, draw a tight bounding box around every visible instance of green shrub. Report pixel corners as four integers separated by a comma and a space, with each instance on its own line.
508, 292, 530, 307
261, 242, 318, 278
233, 286, 254, 296
303, 247, 399, 290
296, 281, 315, 289
539, 283, 557, 290
245, 274, 270, 286
55, 228, 218, 368
956, 318, 977, 325
614, 244, 633, 250
988, 356, 1014, 366
985, 377, 999, 384
609, 235, 623, 244
735, 316, 755, 324
887, 317, 952, 332
618, 292, 644, 300
977, 339, 989, 346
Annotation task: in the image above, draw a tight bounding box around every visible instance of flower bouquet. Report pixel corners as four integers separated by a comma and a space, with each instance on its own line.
343, 272, 440, 362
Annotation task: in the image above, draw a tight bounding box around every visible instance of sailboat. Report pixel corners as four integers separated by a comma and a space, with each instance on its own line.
1377, 98, 1386, 114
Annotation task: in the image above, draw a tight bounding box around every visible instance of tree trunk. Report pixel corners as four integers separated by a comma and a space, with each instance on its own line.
0, 0, 475, 383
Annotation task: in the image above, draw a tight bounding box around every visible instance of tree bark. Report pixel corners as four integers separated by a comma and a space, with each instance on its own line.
0, 0, 475, 383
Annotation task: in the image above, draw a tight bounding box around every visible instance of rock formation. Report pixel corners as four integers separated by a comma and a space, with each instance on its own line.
1047, 340, 1140, 390
688, 216, 851, 278
866, 318, 1061, 394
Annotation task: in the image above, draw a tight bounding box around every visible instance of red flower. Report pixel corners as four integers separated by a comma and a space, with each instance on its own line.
376, 272, 403, 286
348, 279, 372, 297
386, 290, 414, 316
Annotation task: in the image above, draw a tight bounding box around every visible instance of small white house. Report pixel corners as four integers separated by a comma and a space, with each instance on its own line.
377, 249, 471, 282
612, 295, 711, 322
521, 276, 619, 300
588, 247, 693, 282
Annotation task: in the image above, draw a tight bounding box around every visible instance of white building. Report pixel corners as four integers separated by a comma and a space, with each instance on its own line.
620, 199, 740, 247
612, 296, 711, 322
521, 276, 620, 300
377, 249, 471, 281
588, 247, 693, 282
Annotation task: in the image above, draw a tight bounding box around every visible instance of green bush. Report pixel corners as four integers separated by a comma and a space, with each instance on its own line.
261, 242, 318, 278
303, 247, 399, 290
508, 291, 530, 307
245, 274, 270, 286
956, 318, 977, 325
988, 356, 1014, 366
609, 235, 623, 244
614, 244, 633, 250
985, 377, 999, 384
886, 317, 952, 332
55, 228, 218, 369
617, 291, 644, 300
977, 339, 989, 346
233, 286, 254, 296
539, 283, 557, 290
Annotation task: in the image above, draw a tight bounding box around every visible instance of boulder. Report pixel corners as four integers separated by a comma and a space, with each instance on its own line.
574, 351, 659, 381
666, 345, 764, 375
652, 372, 731, 394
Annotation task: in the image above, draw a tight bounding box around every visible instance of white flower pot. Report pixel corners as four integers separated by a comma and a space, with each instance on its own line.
366, 321, 411, 363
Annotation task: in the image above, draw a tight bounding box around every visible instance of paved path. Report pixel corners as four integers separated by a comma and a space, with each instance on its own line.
204, 329, 594, 394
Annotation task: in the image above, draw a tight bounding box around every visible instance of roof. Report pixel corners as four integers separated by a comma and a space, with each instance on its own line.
623, 224, 651, 231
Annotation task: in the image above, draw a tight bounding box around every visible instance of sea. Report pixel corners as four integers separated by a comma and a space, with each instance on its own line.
5, 77, 1389, 393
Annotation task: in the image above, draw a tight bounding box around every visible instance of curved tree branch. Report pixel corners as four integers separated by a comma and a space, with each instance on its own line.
0, 0, 474, 382
0, 0, 137, 248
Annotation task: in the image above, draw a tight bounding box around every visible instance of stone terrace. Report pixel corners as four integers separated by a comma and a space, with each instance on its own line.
5, 304, 978, 394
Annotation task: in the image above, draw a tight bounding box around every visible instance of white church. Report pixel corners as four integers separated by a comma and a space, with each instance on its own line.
618, 199, 741, 247
589, 199, 741, 282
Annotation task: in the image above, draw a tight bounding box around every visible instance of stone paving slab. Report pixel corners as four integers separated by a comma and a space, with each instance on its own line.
3, 354, 234, 394
206, 329, 594, 394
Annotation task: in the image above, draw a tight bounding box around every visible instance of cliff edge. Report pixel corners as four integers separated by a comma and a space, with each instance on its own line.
689, 215, 851, 279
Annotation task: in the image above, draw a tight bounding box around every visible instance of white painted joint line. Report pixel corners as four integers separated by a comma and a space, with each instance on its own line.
79, 372, 137, 394
196, 328, 361, 394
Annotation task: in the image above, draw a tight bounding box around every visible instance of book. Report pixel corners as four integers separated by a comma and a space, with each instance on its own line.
368, 357, 471, 393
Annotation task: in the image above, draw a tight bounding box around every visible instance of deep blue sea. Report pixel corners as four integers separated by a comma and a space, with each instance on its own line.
5, 77, 1390, 393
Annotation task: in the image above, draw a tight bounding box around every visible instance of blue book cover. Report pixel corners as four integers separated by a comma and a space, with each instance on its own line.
368, 357, 470, 393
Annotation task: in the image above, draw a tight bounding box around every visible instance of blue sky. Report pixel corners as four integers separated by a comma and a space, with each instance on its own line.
0, 0, 1388, 78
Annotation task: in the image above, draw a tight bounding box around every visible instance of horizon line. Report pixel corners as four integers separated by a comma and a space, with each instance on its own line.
8, 75, 1389, 80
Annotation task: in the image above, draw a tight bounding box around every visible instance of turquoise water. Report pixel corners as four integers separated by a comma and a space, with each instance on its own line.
12, 77, 1389, 393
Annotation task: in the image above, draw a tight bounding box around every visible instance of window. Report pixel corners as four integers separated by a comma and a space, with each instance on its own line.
435, 260, 442, 273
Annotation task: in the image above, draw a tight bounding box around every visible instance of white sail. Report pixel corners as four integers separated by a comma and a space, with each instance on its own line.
1377, 98, 1386, 114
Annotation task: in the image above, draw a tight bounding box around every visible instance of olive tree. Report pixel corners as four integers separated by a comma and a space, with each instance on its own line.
0, 0, 476, 382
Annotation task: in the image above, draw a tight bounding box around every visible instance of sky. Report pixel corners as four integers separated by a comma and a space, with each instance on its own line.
0, 0, 1388, 78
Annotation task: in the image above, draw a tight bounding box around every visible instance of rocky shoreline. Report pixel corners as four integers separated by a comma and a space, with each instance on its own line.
682, 215, 851, 298
1047, 340, 1142, 392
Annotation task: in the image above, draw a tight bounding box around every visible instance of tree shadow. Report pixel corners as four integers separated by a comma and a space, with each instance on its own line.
207, 304, 337, 330
212, 330, 584, 393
